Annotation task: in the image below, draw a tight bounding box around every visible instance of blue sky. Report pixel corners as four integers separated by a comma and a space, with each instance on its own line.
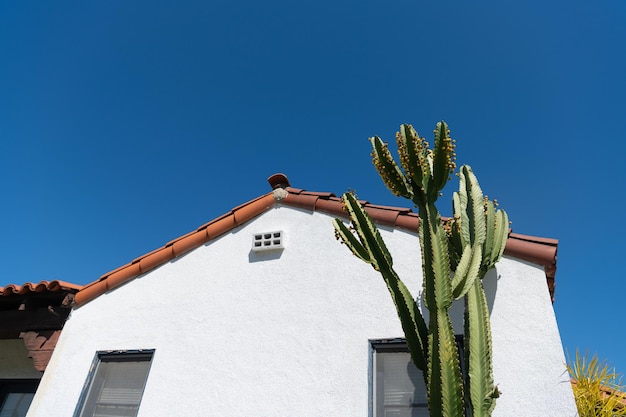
1, 1, 625, 376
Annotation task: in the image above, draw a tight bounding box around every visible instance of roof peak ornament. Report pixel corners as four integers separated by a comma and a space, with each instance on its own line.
268, 173, 290, 200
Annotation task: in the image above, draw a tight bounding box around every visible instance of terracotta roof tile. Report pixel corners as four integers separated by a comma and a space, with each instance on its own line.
283, 191, 319, 211
313, 197, 345, 217
73, 174, 560, 307
395, 212, 421, 230
0, 279, 76, 371
362, 205, 401, 228
233, 194, 275, 225
139, 247, 174, 275
76, 280, 109, 307
504, 233, 558, 267
0, 280, 82, 297
106, 262, 142, 290
172, 229, 209, 257
205, 212, 237, 238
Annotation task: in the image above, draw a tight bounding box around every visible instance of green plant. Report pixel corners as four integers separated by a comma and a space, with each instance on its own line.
333, 122, 508, 417
567, 350, 626, 416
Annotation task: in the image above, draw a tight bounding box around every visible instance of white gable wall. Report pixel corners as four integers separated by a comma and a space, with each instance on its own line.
26, 206, 576, 417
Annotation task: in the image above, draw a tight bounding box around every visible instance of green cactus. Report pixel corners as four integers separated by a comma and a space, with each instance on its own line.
333, 121, 508, 417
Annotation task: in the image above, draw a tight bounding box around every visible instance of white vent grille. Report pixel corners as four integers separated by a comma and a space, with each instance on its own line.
252, 231, 284, 252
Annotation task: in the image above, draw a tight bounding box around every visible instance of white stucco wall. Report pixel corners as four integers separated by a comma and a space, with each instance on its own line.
26, 206, 576, 416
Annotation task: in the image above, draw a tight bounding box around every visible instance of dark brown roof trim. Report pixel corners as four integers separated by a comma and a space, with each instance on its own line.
73, 173, 559, 307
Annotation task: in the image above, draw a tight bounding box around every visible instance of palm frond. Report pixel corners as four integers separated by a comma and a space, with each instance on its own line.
567, 350, 626, 416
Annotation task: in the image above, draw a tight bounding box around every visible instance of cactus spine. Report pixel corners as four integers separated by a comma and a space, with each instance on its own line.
333, 121, 508, 417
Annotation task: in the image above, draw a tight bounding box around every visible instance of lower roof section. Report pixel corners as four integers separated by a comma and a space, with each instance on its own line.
0, 280, 81, 371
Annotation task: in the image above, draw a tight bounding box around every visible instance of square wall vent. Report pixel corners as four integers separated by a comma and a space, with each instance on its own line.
252, 231, 284, 252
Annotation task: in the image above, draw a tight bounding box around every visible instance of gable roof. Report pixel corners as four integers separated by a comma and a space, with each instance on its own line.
74, 173, 559, 307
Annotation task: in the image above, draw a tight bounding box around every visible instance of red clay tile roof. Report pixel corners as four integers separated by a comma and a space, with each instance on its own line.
0, 280, 80, 372
0, 280, 82, 297
74, 173, 559, 307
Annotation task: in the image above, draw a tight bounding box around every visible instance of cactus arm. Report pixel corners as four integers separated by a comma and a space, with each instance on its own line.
447, 193, 465, 267
476, 199, 509, 275
331, 199, 384, 265
451, 244, 473, 294
427, 303, 465, 417
431, 121, 456, 196
484, 199, 496, 264
450, 191, 468, 253
452, 190, 462, 219
488, 209, 509, 267
332, 219, 371, 264
419, 203, 453, 311
452, 164, 504, 415
465, 278, 497, 417
370, 136, 413, 198
397, 124, 428, 191
462, 166, 487, 247
451, 244, 483, 300
390, 272, 429, 372
457, 169, 471, 246
339, 192, 392, 269
335, 193, 428, 370
418, 202, 465, 417
439, 313, 465, 417
455, 164, 509, 275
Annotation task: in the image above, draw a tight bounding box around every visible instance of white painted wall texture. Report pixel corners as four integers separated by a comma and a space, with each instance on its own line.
26, 206, 577, 416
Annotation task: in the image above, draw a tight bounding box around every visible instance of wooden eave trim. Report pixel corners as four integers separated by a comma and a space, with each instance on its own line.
0, 307, 71, 338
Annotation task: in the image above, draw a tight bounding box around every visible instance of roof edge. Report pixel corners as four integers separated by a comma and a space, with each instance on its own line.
0, 280, 83, 297
73, 174, 559, 307
74, 193, 276, 307
281, 187, 558, 301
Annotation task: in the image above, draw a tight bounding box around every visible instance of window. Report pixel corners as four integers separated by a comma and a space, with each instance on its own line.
74, 350, 154, 417
372, 339, 428, 417
371, 338, 464, 417
0, 380, 39, 417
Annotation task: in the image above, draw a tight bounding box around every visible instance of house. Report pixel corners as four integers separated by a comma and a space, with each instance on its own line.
0, 280, 81, 416
12, 173, 576, 416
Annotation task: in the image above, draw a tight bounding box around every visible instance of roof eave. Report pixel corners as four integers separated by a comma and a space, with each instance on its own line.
72, 175, 559, 307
